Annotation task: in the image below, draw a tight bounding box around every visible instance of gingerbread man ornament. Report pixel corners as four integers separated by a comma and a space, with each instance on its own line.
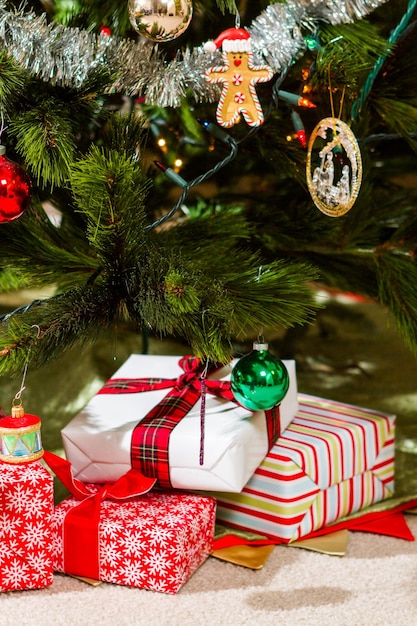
204, 27, 273, 128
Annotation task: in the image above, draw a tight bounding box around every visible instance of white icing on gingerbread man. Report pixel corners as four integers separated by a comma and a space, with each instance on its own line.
204, 28, 273, 128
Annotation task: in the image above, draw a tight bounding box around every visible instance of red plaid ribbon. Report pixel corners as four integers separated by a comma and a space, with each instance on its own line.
98, 356, 281, 488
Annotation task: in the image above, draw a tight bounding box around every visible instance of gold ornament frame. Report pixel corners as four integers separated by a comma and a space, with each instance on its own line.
306, 117, 363, 217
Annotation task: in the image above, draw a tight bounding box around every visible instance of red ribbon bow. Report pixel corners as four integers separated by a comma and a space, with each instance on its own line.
44, 451, 156, 580
98, 356, 236, 488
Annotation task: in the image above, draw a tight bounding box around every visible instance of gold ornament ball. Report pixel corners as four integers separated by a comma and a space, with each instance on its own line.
128, 0, 193, 43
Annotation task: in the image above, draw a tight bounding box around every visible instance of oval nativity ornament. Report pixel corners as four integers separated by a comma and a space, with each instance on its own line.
306, 117, 362, 217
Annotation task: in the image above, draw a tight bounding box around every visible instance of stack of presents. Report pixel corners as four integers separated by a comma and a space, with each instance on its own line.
1, 353, 415, 594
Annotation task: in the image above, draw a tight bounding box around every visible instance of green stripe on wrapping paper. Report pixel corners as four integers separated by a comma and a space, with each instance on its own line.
275, 438, 319, 485
243, 456, 319, 501
214, 397, 397, 543
338, 479, 354, 519
298, 472, 381, 539
372, 438, 395, 488
301, 397, 390, 423
288, 424, 344, 485
373, 461, 395, 485
297, 417, 368, 478
218, 489, 319, 517
298, 399, 393, 474
260, 457, 305, 477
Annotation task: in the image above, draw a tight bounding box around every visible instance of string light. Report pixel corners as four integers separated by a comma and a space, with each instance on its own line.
145, 120, 238, 232
291, 110, 307, 148
277, 90, 316, 109
153, 160, 188, 188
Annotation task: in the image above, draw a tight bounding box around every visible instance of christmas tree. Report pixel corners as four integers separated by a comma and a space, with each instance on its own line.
1, 0, 417, 379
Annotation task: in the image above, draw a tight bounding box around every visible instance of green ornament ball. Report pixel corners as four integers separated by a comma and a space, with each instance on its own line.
231, 343, 289, 411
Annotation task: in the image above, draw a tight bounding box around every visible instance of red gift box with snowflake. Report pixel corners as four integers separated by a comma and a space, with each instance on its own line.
0, 461, 54, 592
47, 452, 216, 594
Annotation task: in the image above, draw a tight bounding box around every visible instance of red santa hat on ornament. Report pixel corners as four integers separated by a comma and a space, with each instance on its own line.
203, 27, 252, 54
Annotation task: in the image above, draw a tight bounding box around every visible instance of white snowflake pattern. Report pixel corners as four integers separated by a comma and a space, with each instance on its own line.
99, 540, 123, 566
51, 534, 64, 567
51, 491, 214, 593
1, 558, 31, 589
188, 515, 205, 543
0, 474, 14, 491
124, 515, 153, 531
111, 559, 147, 586
105, 504, 136, 522
143, 576, 171, 593
100, 518, 125, 540
51, 506, 68, 527
25, 464, 52, 488
158, 512, 188, 528
142, 546, 172, 576
4, 485, 52, 519
21, 520, 50, 549
116, 532, 148, 558
5, 464, 51, 489
199, 501, 216, 526
0, 462, 54, 591
22, 489, 53, 519
4, 483, 32, 513
0, 538, 25, 563
143, 525, 175, 547
169, 538, 189, 564
169, 560, 191, 584
0, 512, 22, 539
26, 550, 53, 582
166, 497, 190, 512
140, 502, 165, 517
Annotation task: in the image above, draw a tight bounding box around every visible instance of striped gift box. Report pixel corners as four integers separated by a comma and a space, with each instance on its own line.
214, 394, 395, 543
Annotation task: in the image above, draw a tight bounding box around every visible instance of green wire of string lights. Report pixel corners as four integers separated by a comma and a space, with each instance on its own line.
351, 0, 417, 122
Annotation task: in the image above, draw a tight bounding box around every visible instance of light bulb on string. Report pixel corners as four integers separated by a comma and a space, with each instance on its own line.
291, 110, 307, 149
231, 335, 289, 411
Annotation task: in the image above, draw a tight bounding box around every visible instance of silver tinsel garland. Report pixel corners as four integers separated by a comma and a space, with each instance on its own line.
0, 0, 388, 108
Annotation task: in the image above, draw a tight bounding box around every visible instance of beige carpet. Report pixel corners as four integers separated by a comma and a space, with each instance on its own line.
1, 516, 417, 626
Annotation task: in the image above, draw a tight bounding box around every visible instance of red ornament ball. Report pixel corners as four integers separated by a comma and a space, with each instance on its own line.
0, 146, 31, 223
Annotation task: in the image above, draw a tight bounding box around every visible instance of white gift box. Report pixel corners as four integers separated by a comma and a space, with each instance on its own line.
62, 354, 298, 492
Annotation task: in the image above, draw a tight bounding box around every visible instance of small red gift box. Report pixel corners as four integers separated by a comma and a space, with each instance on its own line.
0, 461, 54, 592
47, 453, 216, 594
52, 490, 216, 594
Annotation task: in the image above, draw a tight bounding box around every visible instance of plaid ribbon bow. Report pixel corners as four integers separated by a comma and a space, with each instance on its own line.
98, 355, 280, 488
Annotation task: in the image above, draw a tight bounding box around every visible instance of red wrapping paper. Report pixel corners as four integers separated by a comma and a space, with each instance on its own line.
47, 453, 217, 594
0, 460, 54, 592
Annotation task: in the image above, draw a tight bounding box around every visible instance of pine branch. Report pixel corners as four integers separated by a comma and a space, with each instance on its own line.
0, 50, 30, 112
376, 250, 417, 353
0, 285, 118, 376
372, 98, 417, 153
9, 102, 77, 188
0, 197, 99, 291
69, 114, 151, 270
309, 21, 390, 115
